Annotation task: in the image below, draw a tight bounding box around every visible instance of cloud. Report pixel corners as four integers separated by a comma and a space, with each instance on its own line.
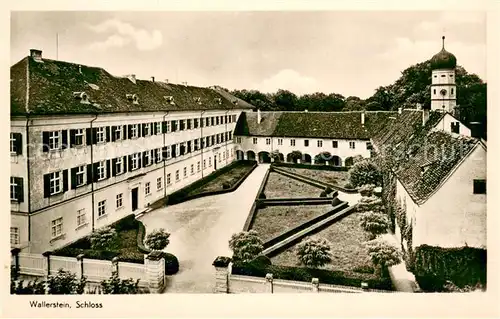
253, 69, 319, 95
88, 19, 162, 51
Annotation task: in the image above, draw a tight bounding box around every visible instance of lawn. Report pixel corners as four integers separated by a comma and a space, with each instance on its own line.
251, 205, 332, 242
264, 172, 322, 198
278, 167, 350, 186
191, 161, 255, 194
270, 212, 374, 273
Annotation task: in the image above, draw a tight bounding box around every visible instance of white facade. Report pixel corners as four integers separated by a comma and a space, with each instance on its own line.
431, 68, 457, 113
234, 136, 371, 165
432, 113, 471, 137
10, 109, 243, 253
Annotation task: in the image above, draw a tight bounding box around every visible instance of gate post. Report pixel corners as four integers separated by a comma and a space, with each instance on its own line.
212, 256, 231, 293
10, 248, 21, 280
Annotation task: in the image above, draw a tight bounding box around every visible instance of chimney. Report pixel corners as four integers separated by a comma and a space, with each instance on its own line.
150, 76, 155, 82
422, 109, 430, 126
398, 107, 402, 114
78, 65, 82, 74
165, 79, 169, 84
361, 112, 365, 125
469, 122, 482, 138
257, 109, 262, 124
30, 49, 43, 62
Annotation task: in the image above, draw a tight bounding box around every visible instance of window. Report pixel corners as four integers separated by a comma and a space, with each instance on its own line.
451, 88, 454, 95
433, 89, 436, 95
10, 177, 17, 201
266, 138, 271, 145
277, 138, 283, 146
473, 179, 486, 194
175, 170, 180, 181
194, 118, 199, 129
366, 142, 372, 150
10, 227, 19, 245
167, 173, 171, 185
317, 140, 323, 147
116, 193, 123, 208
191, 164, 194, 175
304, 140, 309, 147
441, 74, 446, 77
187, 119, 192, 130
206, 117, 210, 127
145, 182, 151, 195
332, 141, 338, 148
209, 157, 212, 167
349, 141, 356, 149
10, 133, 16, 153
216, 117, 220, 125
166, 121, 171, 133
50, 171, 62, 195
115, 157, 123, 175
197, 161, 201, 172
75, 165, 86, 187
114, 126, 122, 141
155, 122, 162, 135
49, 131, 61, 150
131, 153, 140, 170
51, 217, 63, 238
96, 127, 106, 143
97, 161, 106, 181
179, 120, 185, 131
144, 123, 151, 136
203, 159, 206, 169
144, 151, 151, 166
211, 117, 215, 126
157, 177, 163, 190
290, 139, 296, 146
253, 137, 258, 144
130, 124, 139, 138
73, 129, 85, 146
155, 148, 162, 163
77, 209, 87, 227
236, 137, 242, 143
98, 200, 106, 217
183, 167, 187, 178
451, 122, 460, 134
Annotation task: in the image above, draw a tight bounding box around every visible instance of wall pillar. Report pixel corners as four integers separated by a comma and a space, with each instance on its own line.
145, 251, 165, 293
112, 257, 119, 275
10, 248, 21, 280
361, 282, 370, 292
76, 254, 85, 279
212, 256, 231, 293
265, 273, 273, 293
42, 251, 51, 279
311, 278, 319, 292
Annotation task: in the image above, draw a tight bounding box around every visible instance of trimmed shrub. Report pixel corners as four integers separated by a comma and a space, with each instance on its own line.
319, 191, 327, 198
348, 159, 382, 188
145, 228, 170, 251
413, 245, 486, 291
357, 196, 384, 213
296, 237, 332, 268
314, 152, 332, 165
364, 239, 401, 276
324, 186, 333, 194
229, 230, 264, 263
161, 252, 180, 275
358, 184, 375, 197
251, 255, 272, 267
222, 182, 231, 189
289, 150, 303, 163
353, 265, 375, 274
358, 211, 390, 238
331, 197, 343, 207
258, 192, 267, 199
113, 214, 139, 232
344, 182, 355, 190
90, 227, 117, 250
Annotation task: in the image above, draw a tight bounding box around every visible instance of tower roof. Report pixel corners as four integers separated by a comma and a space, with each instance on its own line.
430, 36, 457, 70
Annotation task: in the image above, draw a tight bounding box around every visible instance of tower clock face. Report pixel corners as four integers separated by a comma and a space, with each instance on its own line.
440, 89, 447, 96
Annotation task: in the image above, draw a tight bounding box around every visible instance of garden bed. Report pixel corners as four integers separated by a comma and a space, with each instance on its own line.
190, 161, 256, 194
251, 205, 332, 242
278, 167, 350, 187
53, 215, 146, 264
264, 172, 323, 198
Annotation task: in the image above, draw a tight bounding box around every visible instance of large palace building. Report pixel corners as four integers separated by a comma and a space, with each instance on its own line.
10, 49, 252, 253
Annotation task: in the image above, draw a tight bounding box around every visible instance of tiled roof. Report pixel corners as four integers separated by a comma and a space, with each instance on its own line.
234, 111, 396, 140
10, 56, 253, 115
373, 110, 479, 204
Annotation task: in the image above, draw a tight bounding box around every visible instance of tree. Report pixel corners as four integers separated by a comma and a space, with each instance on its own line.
47, 269, 86, 294
296, 237, 332, 268
344, 96, 366, 111
100, 271, 140, 294
270, 149, 282, 162
314, 151, 332, 165
145, 228, 170, 251
288, 150, 302, 163
90, 226, 117, 250
364, 239, 401, 276
229, 230, 264, 263
273, 89, 299, 111
358, 211, 390, 239
348, 159, 382, 188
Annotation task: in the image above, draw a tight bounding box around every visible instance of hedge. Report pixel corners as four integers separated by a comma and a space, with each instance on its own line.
242, 166, 272, 231
413, 245, 487, 291
166, 160, 257, 205
231, 261, 393, 290
273, 167, 357, 194
272, 162, 349, 172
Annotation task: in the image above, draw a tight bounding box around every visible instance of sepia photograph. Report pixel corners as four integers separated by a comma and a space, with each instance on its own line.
8, 7, 489, 304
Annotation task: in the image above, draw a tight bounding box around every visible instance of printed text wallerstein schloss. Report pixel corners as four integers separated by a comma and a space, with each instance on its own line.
29, 300, 103, 309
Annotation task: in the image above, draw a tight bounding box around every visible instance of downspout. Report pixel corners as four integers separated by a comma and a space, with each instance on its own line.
162, 111, 169, 204
89, 114, 98, 231
200, 109, 206, 177
26, 115, 31, 243
224, 109, 229, 165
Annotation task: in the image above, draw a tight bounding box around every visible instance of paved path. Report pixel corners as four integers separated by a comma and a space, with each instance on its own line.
380, 233, 418, 292
139, 164, 270, 293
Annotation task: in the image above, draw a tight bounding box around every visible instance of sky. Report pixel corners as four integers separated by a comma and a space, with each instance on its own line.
10, 11, 486, 99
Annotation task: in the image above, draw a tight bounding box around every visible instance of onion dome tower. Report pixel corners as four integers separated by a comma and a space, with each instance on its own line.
430, 36, 457, 114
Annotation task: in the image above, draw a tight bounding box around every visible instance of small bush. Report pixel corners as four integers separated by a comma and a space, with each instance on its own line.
11, 279, 46, 295
343, 182, 355, 190
357, 196, 384, 213
324, 186, 333, 194
331, 197, 343, 207
258, 192, 266, 199
47, 269, 86, 294
348, 159, 382, 188
319, 191, 327, 197
358, 184, 376, 197
145, 229, 170, 251
161, 252, 180, 275
296, 237, 332, 268
353, 265, 375, 274
364, 239, 401, 276
229, 230, 264, 263
222, 182, 231, 189
358, 211, 390, 237
90, 227, 117, 250
100, 271, 139, 294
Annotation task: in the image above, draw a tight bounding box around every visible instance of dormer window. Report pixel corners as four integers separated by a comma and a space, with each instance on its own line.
216, 98, 222, 105
232, 99, 238, 105
164, 96, 175, 105
126, 94, 139, 104
73, 92, 89, 104
194, 97, 201, 105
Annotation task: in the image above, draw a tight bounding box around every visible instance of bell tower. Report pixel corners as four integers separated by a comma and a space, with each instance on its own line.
430, 36, 457, 114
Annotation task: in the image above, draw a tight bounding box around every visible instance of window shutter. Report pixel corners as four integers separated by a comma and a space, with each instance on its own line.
162, 146, 167, 160
128, 155, 133, 172
171, 120, 175, 132
69, 130, 76, 147
162, 121, 167, 133
42, 132, 50, 152
122, 125, 127, 139
112, 158, 117, 176
43, 174, 51, 198
152, 123, 157, 135
15, 133, 22, 155
61, 130, 68, 150
171, 144, 176, 158
106, 126, 111, 142
127, 125, 132, 139
92, 128, 98, 144
62, 170, 68, 192
16, 177, 24, 202
122, 156, 127, 172
142, 124, 146, 136
86, 128, 92, 145
93, 163, 99, 181
110, 126, 116, 142
70, 167, 77, 189
137, 124, 142, 138
138, 154, 142, 169
106, 160, 111, 179
86, 164, 93, 184
142, 151, 147, 166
